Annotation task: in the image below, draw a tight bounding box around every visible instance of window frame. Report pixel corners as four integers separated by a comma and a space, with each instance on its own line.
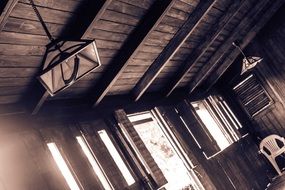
189, 95, 243, 158
98, 129, 136, 186
47, 142, 82, 190
76, 134, 114, 190
126, 110, 205, 190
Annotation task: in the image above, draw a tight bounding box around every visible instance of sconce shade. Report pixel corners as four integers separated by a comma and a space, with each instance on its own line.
38, 39, 101, 96
241, 56, 263, 75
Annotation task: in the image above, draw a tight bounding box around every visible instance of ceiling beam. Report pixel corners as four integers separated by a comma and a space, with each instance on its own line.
187, 0, 281, 94
91, 0, 175, 107
0, 0, 18, 31
164, 0, 245, 97
38, 89, 188, 119
132, 0, 215, 101
29, 0, 112, 115
204, 0, 285, 92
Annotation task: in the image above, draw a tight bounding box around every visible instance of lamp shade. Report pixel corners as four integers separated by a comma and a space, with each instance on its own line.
241, 56, 263, 75
38, 39, 101, 96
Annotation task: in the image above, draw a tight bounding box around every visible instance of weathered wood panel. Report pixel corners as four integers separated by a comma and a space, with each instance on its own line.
216, 4, 285, 138
10, 2, 74, 24
19, 0, 81, 12
158, 101, 272, 190
210, 136, 271, 190
0, 114, 141, 190
90, 0, 175, 105
0, 31, 49, 45
3, 17, 65, 36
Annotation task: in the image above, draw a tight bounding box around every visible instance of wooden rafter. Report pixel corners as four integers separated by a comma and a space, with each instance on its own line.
29, 0, 112, 115
204, 0, 285, 92
131, 0, 215, 101
187, 0, 282, 94
39, 89, 188, 118
164, 0, 245, 97
0, 0, 19, 31
91, 0, 175, 107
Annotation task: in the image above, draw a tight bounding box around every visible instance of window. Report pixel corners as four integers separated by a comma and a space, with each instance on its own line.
233, 74, 272, 116
127, 111, 204, 190
47, 142, 81, 190
115, 109, 168, 188
192, 102, 231, 150
76, 136, 113, 190
98, 130, 135, 186
190, 95, 242, 158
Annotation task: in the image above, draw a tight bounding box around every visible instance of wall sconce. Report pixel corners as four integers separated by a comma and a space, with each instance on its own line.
38, 39, 101, 96
232, 42, 263, 75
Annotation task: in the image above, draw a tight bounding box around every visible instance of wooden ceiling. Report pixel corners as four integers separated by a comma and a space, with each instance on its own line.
0, 0, 284, 114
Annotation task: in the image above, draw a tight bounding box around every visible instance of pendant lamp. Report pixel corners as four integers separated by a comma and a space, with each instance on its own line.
29, 0, 101, 96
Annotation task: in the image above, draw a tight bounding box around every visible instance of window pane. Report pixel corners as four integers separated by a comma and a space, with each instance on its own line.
98, 130, 135, 186
193, 102, 231, 150
76, 136, 113, 190
47, 143, 80, 190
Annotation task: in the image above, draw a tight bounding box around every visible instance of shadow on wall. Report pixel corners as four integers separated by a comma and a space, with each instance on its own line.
0, 0, 9, 14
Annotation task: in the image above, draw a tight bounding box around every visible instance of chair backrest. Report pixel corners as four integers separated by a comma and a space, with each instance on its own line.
259, 134, 285, 157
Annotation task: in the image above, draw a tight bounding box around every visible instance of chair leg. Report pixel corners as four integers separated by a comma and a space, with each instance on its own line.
269, 158, 282, 175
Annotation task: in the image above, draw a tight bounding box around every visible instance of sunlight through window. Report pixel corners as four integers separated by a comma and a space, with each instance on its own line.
98, 130, 135, 186
76, 136, 113, 190
128, 112, 202, 190
47, 143, 80, 190
193, 102, 231, 150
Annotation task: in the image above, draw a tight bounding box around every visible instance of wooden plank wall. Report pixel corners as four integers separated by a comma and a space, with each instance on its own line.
191, 6, 285, 186
248, 4, 285, 137
216, 4, 285, 138
158, 101, 272, 190
210, 136, 272, 189
0, 97, 274, 190
0, 115, 140, 190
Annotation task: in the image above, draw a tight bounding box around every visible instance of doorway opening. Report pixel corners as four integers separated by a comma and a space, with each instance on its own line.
128, 110, 204, 190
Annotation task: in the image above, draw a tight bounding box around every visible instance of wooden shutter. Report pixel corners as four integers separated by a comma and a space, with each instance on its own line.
233, 74, 272, 117
114, 109, 167, 188
176, 100, 220, 157
79, 121, 130, 189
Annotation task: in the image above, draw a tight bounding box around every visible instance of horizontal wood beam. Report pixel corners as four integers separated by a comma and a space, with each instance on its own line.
204, 0, 285, 92
38, 89, 188, 119
29, 0, 112, 115
187, 0, 279, 94
0, 0, 19, 31
132, 0, 215, 101
164, 0, 245, 97
91, 0, 175, 107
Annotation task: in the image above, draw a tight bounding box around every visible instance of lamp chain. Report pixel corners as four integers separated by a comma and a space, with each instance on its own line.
28, 0, 54, 42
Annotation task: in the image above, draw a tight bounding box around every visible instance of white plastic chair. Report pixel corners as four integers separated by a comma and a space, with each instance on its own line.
260, 134, 285, 175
